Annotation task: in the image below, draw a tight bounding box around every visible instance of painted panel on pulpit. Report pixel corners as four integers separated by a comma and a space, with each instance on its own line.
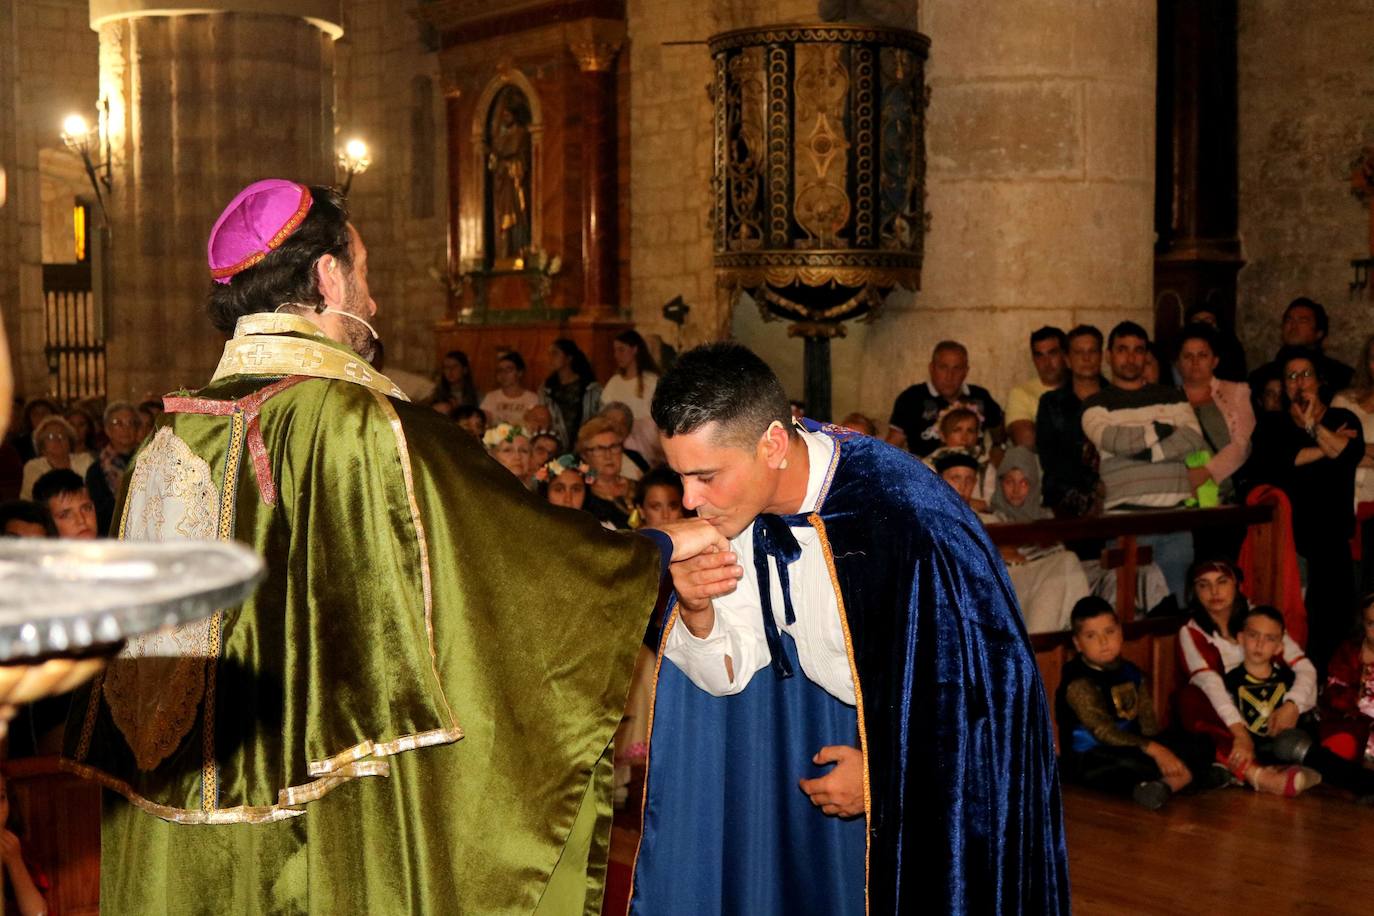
485, 85, 533, 270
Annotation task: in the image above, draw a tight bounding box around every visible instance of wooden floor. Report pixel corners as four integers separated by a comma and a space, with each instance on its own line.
1065, 783, 1371, 914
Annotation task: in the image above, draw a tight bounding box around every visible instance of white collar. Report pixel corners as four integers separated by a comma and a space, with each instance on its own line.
798, 428, 837, 515
926, 380, 971, 399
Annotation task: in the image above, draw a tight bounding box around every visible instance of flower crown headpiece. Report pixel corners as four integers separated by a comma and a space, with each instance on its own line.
935, 401, 984, 428
482, 422, 528, 448
535, 453, 595, 484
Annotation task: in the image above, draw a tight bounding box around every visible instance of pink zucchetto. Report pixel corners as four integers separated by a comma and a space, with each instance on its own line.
207, 179, 313, 284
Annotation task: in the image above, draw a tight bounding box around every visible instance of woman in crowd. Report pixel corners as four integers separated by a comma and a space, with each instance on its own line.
482, 423, 532, 485
20, 416, 92, 499
427, 350, 480, 409
1332, 334, 1374, 591
541, 339, 602, 440
530, 431, 561, 472
1175, 560, 1318, 766
86, 401, 142, 536
1248, 346, 1365, 668
12, 399, 57, 462
986, 446, 1090, 632
479, 351, 541, 427
599, 402, 649, 480
632, 466, 686, 529
64, 405, 97, 459
602, 330, 663, 465
1176, 322, 1254, 504
577, 415, 633, 529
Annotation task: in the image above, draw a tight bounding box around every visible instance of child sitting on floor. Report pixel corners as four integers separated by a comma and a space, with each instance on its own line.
1220, 605, 1322, 796
1056, 597, 1219, 809
1318, 594, 1374, 770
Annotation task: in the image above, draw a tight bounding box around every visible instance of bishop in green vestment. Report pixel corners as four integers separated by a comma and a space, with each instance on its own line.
62, 181, 709, 914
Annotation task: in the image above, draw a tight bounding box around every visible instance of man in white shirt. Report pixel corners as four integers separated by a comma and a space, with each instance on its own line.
629, 343, 1068, 916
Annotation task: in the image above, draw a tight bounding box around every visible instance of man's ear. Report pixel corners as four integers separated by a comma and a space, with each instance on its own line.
760, 420, 789, 470
315, 254, 345, 308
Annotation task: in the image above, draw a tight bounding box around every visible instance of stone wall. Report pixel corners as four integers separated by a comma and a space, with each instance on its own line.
625, 0, 1156, 423
334, 0, 449, 385
1235, 0, 1374, 372
0, 0, 98, 401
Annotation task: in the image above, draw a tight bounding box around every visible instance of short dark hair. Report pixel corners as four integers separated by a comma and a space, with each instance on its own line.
452, 405, 484, 424
32, 469, 87, 508
636, 466, 684, 505
1107, 320, 1150, 349
1029, 326, 1067, 350
1284, 297, 1328, 336
1066, 324, 1103, 348
1176, 321, 1218, 355
0, 500, 56, 537
1234, 604, 1285, 633
1070, 596, 1117, 633
651, 342, 790, 447
206, 185, 353, 335
497, 350, 526, 373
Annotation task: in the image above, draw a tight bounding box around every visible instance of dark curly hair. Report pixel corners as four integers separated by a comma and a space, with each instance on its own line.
206, 185, 352, 334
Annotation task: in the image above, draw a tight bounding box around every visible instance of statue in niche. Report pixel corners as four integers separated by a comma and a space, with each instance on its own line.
486, 86, 532, 268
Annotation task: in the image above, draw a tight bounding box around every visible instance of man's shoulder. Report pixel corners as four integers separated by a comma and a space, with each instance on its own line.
892, 382, 931, 404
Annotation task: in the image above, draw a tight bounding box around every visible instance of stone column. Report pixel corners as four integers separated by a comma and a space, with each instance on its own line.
570, 22, 624, 319
92, 0, 341, 400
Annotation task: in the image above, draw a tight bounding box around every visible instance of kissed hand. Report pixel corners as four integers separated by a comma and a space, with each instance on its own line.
655, 518, 729, 563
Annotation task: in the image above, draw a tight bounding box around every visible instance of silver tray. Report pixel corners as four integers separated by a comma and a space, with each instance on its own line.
0, 540, 264, 662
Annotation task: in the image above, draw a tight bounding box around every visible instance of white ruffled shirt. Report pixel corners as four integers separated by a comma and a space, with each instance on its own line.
663, 430, 855, 705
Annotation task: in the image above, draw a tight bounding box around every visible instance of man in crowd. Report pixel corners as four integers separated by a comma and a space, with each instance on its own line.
32, 469, 96, 539
62, 179, 721, 914
1006, 326, 1068, 447
886, 340, 1004, 457
633, 343, 1068, 914
1249, 297, 1354, 393
1081, 321, 1206, 605
1038, 325, 1108, 516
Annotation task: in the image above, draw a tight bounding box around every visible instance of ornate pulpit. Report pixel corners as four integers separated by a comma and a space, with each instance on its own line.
415, 1, 631, 388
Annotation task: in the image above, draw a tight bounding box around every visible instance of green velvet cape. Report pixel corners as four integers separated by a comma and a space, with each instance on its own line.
63, 321, 661, 914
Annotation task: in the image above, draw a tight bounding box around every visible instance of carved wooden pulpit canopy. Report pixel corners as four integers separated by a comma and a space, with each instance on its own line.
414, 0, 630, 389
710, 22, 929, 419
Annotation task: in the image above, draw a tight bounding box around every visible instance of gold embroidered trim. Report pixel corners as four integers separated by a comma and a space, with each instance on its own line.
810, 513, 871, 916
368, 390, 462, 736
233, 313, 326, 338
212, 334, 407, 401
306, 727, 464, 777
59, 757, 389, 826
73, 670, 104, 761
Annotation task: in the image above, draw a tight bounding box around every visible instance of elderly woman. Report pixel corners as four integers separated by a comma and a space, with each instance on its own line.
598, 402, 648, 480
1249, 346, 1365, 669
987, 446, 1090, 633
20, 416, 93, 499
1176, 322, 1254, 504
86, 401, 142, 536
577, 415, 633, 529
481, 423, 533, 486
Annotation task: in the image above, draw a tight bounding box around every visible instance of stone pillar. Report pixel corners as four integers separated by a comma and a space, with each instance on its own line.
834, 0, 1157, 420
570, 24, 623, 319
92, 0, 341, 400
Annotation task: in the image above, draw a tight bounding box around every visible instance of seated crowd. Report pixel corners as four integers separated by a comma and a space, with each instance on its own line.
3, 299, 1372, 838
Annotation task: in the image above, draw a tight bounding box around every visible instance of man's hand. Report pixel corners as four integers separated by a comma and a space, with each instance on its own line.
669, 551, 743, 638
798, 745, 864, 818
1267, 700, 1300, 736
1186, 465, 1212, 493
655, 518, 729, 562
1144, 742, 1188, 780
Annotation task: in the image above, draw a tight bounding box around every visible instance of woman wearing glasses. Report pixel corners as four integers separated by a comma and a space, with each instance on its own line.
1249, 346, 1365, 669
19, 415, 92, 500
576, 415, 633, 529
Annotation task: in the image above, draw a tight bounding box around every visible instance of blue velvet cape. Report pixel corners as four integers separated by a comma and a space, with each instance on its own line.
630, 424, 1069, 914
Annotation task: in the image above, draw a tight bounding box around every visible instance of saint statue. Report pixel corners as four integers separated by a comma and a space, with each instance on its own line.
487, 89, 532, 265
